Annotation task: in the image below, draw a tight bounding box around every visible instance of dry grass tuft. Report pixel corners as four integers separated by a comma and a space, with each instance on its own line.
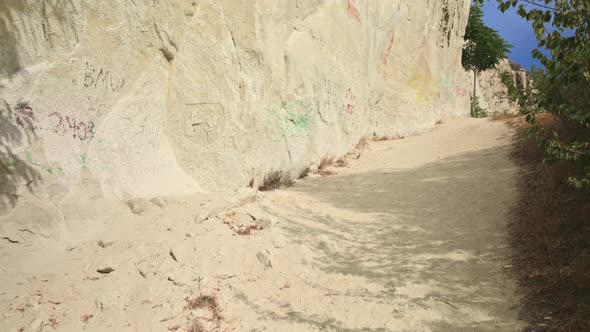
508, 114, 590, 331
187, 321, 206, 332
186, 295, 220, 315
298, 166, 311, 179
185, 295, 223, 331
318, 157, 336, 176
186, 295, 216, 309
372, 133, 404, 141
372, 135, 391, 141
355, 136, 370, 150
258, 171, 294, 191
334, 158, 348, 168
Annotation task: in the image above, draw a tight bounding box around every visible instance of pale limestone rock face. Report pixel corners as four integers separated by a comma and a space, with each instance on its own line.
0, 0, 471, 228
470, 58, 531, 114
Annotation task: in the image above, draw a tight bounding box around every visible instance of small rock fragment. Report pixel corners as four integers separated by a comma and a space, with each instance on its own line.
137, 266, 148, 279
347, 150, 361, 160
30, 318, 43, 331
97, 267, 115, 274
150, 197, 168, 208
170, 243, 194, 263
95, 298, 104, 311
256, 249, 272, 268
81, 314, 93, 323
125, 198, 151, 215
98, 240, 115, 248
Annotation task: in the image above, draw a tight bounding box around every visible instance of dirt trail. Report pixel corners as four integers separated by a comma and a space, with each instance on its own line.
0, 118, 524, 331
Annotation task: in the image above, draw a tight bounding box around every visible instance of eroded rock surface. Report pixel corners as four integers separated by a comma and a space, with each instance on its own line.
1, 1, 471, 229
470, 58, 532, 114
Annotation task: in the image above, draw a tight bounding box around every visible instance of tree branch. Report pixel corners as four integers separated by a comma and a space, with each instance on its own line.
521, 0, 557, 11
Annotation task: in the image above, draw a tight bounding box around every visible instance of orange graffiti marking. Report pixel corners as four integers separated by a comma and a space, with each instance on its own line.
381, 31, 395, 65
346, 0, 361, 23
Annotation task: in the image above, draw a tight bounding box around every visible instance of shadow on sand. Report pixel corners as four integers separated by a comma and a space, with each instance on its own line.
236, 145, 523, 331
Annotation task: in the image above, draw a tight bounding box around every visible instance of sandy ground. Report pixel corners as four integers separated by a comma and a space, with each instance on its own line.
0, 117, 525, 331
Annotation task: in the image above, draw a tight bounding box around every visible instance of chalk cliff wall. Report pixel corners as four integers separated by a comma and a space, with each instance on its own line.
471, 58, 531, 114
0, 0, 470, 235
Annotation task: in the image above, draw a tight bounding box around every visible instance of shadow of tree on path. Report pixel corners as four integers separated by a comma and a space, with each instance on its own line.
240, 145, 524, 331
233, 290, 389, 332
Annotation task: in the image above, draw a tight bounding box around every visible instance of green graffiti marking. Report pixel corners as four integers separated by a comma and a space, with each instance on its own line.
267, 98, 315, 140
80, 153, 90, 169
24, 151, 63, 175
21, 151, 99, 175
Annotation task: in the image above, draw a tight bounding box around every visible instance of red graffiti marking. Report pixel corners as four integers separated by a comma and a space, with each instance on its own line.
15, 104, 36, 132
381, 31, 395, 65
346, 0, 361, 23
454, 86, 467, 97
49, 112, 95, 141
343, 89, 357, 116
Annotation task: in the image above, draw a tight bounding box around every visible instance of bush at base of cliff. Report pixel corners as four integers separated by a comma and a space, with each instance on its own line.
495, 0, 590, 192
470, 97, 488, 118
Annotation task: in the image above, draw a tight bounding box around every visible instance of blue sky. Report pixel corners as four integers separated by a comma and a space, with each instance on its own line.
481, 1, 542, 70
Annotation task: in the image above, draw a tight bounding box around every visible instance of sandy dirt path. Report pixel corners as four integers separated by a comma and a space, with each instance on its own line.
0, 118, 524, 331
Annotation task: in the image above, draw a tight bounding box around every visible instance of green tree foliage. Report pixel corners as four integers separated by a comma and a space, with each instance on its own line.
462, 4, 513, 117
492, 0, 590, 190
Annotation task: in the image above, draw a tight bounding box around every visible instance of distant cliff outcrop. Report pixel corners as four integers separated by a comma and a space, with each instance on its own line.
471, 59, 532, 114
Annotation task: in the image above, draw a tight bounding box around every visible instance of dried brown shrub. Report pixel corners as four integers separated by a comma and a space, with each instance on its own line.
508, 115, 590, 331
258, 171, 294, 191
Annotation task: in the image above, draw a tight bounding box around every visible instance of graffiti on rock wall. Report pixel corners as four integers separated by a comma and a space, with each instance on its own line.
15, 103, 36, 133
19, 151, 106, 176
436, 77, 468, 116
438, 77, 453, 103
84, 62, 125, 94
12, 103, 96, 141
381, 31, 395, 66
14, 103, 94, 141
438, 77, 467, 105
346, 0, 361, 23
407, 73, 437, 106
454, 86, 466, 97
49, 112, 95, 141
86, 98, 107, 116
342, 88, 357, 116
78, 153, 105, 171
24, 151, 65, 175
266, 89, 370, 141
267, 98, 316, 140
185, 103, 225, 144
